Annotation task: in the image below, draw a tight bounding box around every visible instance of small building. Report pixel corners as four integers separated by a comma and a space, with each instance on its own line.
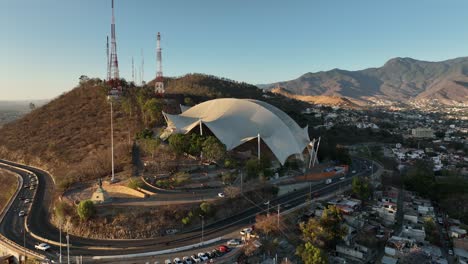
411, 128, 434, 138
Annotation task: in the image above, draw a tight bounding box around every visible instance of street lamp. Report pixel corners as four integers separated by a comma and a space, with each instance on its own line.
66, 233, 70, 264
110, 100, 115, 183
199, 215, 204, 244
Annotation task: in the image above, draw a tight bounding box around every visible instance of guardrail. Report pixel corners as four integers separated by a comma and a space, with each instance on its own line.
92, 236, 223, 260
0, 163, 45, 260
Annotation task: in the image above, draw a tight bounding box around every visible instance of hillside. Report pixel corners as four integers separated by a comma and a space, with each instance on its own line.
260, 57, 468, 105
0, 74, 311, 189
270, 87, 362, 108
0, 79, 137, 189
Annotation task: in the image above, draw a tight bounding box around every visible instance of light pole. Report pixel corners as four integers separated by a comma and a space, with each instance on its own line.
66, 233, 70, 264
59, 223, 62, 263
200, 215, 204, 244
23, 228, 26, 263
110, 100, 115, 183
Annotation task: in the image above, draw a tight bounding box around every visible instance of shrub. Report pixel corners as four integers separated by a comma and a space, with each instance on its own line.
77, 200, 96, 221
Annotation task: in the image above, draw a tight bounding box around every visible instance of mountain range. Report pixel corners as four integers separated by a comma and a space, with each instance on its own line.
259, 57, 468, 106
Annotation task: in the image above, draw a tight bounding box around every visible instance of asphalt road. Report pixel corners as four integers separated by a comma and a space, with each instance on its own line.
0, 157, 375, 261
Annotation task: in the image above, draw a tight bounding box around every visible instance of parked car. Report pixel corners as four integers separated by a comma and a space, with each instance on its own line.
165, 228, 179, 235
339, 176, 345, 181
18, 211, 25, 217
212, 249, 223, 257
217, 245, 230, 253
23, 185, 29, 189
448, 249, 453, 255
206, 251, 216, 259
227, 239, 241, 246
35, 243, 51, 251
182, 256, 193, 264
325, 179, 332, 184
198, 253, 208, 261
191, 254, 201, 263
173, 258, 183, 264
217, 192, 225, 198
164, 259, 172, 264
352, 170, 356, 174
24, 199, 31, 204
240, 227, 253, 235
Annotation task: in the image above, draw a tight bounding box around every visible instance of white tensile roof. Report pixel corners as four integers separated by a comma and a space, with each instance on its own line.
163, 98, 310, 165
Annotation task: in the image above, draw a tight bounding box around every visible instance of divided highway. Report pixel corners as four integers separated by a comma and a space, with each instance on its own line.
0, 158, 378, 261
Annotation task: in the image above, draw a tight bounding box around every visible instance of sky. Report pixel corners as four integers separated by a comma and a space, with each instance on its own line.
2, 0, 468, 100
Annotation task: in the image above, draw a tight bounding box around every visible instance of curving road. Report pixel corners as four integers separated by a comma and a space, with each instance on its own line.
0, 157, 378, 261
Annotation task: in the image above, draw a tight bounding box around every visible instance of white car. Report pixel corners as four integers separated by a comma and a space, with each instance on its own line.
164, 259, 172, 264
35, 243, 51, 251
24, 199, 31, 204
217, 192, 225, 198
448, 249, 453, 255
227, 239, 241, 246
240, 227, 253, 235
190, 255, 201, 263
173, 258, 183, 264
352, 170, 356, 174
198, 253, 208, 262
339, 176, 345, 181
18, 211, 25, 217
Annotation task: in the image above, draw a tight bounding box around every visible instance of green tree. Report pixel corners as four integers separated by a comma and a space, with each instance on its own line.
77, 200, 96, 221
143, 98, 163, 126
202, 136, 226, 163
246, 158, 260, 179
140, 138, 160, 158
300, 205, 347, 250
168, 134, 188, 155
296, 242, 328, 264
352, 177, 372, 201
188, 133, 204, 156
200, 202, 213, 216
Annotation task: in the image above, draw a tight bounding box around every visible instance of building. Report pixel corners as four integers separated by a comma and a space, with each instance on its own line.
411, 128, 434, 138
162, 98, 311, 165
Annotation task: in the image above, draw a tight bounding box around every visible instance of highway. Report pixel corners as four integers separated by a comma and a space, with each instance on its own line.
0, 157, 378, 261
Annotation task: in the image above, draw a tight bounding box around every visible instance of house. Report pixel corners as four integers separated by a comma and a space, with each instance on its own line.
401, 223, 426, 242
450, 226, 467, 238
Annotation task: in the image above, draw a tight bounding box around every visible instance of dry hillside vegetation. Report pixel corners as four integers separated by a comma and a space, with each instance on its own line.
0, 80, 136, 190
0, 169, 18, 210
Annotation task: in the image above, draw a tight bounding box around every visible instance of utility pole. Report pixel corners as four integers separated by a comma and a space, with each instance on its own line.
277, 204, 280, 229
66, 233, 70, 264
240, 171, 243, 194
200, 215, 204, 244
59, 223, 62, 263
23, 228, 26, 263
110, 100, 115, 182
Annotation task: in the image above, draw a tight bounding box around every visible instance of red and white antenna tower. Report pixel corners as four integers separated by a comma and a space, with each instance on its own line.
109, 0, 120, 88
106, 36, 111, 81
155, 32, 165, 93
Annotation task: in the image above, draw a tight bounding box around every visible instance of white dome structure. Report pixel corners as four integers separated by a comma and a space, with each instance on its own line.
162, 98, 310, 165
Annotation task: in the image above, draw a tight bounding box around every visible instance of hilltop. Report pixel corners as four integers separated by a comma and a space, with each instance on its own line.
260, 57, 468, 105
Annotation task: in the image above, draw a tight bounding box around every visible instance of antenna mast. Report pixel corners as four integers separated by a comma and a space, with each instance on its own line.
155, 32, 165, 93
109, 0, 120, 86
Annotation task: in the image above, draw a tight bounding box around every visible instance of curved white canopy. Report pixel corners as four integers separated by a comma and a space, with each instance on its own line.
163, 98, 310, 165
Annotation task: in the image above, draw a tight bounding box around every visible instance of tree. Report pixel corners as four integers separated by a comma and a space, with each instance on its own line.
202, 136, 226, 163
168, 134, 188, 155
140, 138, 160, 158
200, 202, 213, 216
255, 213, 281, 236
188, 133, 204, 156
223, 185, 241, 198
319, 206, 347, 248
352, 176, 372, 201
29, 102, 36, 111
300, 206, 347, 250
296, 242, 328, 264
335, 147, 352, 165
143, 98, 163, 126
77, 200, 96, 221
184, 97, 195, 106
246, 158, 260, 179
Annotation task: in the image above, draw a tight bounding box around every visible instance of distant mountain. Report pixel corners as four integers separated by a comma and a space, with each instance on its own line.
259, 57, 468, 105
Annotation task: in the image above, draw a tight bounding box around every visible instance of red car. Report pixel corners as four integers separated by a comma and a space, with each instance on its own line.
218, 245, 230, 253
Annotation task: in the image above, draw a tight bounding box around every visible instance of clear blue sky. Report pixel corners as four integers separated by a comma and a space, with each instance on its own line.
2, 0, 468, 100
